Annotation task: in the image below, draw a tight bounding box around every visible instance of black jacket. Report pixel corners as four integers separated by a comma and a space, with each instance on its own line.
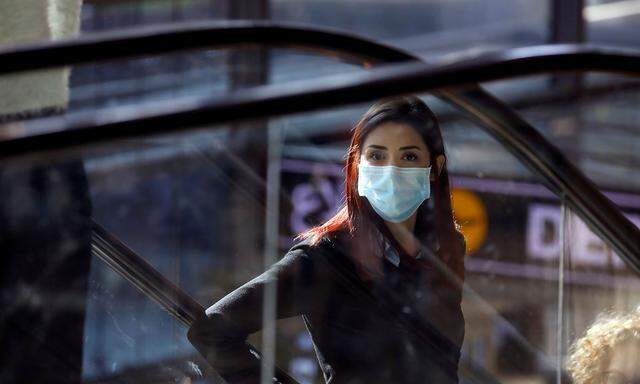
187, 229, 465, 384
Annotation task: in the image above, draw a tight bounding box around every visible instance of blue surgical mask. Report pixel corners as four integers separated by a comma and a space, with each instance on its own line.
357, 164, 431, 223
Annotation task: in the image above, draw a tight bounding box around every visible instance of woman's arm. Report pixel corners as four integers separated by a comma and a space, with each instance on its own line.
187, 244, 325, 383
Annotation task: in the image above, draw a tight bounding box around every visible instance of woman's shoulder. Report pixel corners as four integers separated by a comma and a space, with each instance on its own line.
285, 230, 352, 266
284, 231, 364, 288
287, 231, 344, 255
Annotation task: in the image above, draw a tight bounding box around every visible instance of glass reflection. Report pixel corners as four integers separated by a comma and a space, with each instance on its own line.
188, 95, 467, 383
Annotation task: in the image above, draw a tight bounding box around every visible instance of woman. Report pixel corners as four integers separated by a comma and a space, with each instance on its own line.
567, 307, 640, 384
187, 95, 467, 384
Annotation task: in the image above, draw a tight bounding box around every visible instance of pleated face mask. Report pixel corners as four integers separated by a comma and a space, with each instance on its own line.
357, 164, 431, 223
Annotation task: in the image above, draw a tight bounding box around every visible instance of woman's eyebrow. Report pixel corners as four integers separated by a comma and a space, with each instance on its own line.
399, 145, 422, 151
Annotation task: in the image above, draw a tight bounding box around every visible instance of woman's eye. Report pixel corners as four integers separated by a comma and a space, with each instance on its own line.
368, 152, 384, 161
403, 153, 418, 161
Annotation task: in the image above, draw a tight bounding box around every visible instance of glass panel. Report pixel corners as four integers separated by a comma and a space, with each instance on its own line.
480, 70, 640, 383
0, 49, 229, 126
1, 88, 573, 383
68, 50, 230, 113
82, 258, 215, 382
1, 0, 553, 123
2, 3, 637, 384
481, 72, 640, 193
0, 47, 371, 139
436, 100, 561, 383
562, 205, 640, 384
0, 0, 229, 121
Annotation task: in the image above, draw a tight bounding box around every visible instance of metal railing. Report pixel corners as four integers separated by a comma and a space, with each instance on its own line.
0, 20, 638, 273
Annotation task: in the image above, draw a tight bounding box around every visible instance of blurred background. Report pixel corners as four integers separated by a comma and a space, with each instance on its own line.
1, 0, 639, 383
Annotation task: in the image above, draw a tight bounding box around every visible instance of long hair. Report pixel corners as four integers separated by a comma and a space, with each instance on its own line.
294, 94, 466, 281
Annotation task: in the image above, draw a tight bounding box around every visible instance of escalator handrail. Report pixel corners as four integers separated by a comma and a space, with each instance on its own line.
90, 219, 300, 384
0, 21, 637, 276
0, 30, 638, 276
2, 44, 639, 152
0, 19, 413, 75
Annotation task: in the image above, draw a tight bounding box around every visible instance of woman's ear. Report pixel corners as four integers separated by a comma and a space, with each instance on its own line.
430, 155, 445, 181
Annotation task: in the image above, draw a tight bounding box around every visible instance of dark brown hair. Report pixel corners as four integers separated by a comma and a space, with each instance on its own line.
295, 94, 466, 281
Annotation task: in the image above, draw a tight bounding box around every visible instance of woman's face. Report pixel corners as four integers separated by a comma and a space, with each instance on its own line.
360, 121, 443, 182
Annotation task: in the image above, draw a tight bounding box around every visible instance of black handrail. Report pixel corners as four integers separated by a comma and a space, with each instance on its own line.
1, 45, 639, 156
0, 20, 410, 74
0, 24, 638, 277
91, 219, 300, 384
91, 219, 203, 326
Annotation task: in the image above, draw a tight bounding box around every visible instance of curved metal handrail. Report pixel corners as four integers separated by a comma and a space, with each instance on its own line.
0, 21, 638, 276
0, 20, 410, 74
90, 219, 299, 384
3, 44, 639, 155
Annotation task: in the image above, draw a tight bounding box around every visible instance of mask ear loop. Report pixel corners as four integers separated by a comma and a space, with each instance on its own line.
425, 148, 440, 252
428, 148, 437, 183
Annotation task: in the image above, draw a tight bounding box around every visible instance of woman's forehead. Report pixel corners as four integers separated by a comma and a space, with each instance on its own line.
363, 122, 427, 148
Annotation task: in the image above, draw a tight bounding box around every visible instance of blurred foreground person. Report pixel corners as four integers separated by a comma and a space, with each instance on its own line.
0, 1, 89, 383
567, 306, 640, 384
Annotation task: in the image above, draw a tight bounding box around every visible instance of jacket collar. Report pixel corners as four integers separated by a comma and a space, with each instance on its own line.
373, 219, 443, 268
375, 228, 430, 268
